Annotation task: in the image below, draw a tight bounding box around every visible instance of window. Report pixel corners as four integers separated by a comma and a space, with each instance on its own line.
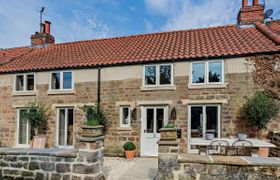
144, 64, 173, 86
188, 105, 221, 152
57, 108, 74, 147
17, 109, 31, 146
50, 71, 73, 90
120, 106, 131, 127
14, 74, 35, 92
191, 60, 223, 85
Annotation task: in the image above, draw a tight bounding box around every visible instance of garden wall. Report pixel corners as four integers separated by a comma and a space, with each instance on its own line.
0, 136, 105, 179
157, 153, 280, 180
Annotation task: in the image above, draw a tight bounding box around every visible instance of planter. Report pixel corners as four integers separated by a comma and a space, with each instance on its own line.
81, 125, 104, 137
206, 133, 214, 140
125, 150, 135, 160
159, 128, 177, 140
237, 133, 247, 141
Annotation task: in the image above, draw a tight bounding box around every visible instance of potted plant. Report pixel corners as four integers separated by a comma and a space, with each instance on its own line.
123, 141, 136, 160
243, 90, 278, 138
22, 102, 48, 148
81, 105, 108, 138
159, 124, 177, 140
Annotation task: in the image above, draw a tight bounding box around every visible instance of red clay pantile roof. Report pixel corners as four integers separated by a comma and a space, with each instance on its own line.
0, 22, 280, 73
0, 47, 33, 65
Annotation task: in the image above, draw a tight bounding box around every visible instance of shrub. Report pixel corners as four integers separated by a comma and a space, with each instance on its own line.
163, 124, 175, 128
123, 141, 136, 151
82, 105, 108, 127
243, 91, 278, 130
22, 102, 48, 136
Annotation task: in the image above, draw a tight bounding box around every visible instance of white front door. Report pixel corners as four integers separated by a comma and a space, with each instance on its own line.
141, 106, 168, 156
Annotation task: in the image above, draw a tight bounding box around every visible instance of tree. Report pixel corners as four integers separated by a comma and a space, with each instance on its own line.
22, 102, 48, 137
243, 91, 278, 130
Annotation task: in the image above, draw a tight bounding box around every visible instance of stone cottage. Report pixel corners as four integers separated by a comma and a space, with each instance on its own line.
0, 0, 279, 156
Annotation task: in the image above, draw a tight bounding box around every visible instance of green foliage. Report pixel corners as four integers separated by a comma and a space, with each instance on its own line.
86, 119, 99, 126
22, 102, 48, 135
243, 91, 278, 130
163, 124, 175, 128
123, 141, 136, 151
82, 105, 108, 127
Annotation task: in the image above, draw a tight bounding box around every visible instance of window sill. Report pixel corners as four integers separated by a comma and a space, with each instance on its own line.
12, 91, 37, 96
117, 127, 132, 131
47, 90, 76, 95
141, 85, 176, 92
187, 83, 228, 90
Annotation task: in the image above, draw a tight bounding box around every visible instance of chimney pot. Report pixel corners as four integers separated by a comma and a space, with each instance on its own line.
253, 0, 259, 6
242, 0, 248, 7
45, 21, 51, 34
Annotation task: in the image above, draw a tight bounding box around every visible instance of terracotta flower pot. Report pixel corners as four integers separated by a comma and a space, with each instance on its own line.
125, 150, 135, 160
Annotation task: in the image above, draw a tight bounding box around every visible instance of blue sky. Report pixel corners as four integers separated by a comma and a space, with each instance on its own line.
0, 0, 279, 48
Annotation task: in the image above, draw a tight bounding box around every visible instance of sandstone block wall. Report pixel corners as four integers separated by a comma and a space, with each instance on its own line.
0, 59, 279, 155
0, 148, 104, 180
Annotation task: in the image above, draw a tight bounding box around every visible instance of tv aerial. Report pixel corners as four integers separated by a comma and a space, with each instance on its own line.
264, 9, 273, 19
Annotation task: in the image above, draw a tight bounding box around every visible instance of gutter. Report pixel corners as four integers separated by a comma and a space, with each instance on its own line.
255, 22, 280, 45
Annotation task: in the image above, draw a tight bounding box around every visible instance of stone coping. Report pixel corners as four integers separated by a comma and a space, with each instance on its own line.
178, 154, 280, 167
79, 135, 105, 142
0, 148, 78, 158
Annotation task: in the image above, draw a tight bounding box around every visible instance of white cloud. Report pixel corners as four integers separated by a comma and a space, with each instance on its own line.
144, 19, 154, 32
144, 0, 182, 16
0, 0, 111, 48
145, 0, 280, 31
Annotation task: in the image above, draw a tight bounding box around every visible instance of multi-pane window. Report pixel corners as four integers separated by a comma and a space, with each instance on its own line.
17, 109, 31, 146
191, 60, 223, 84
14, 74, 35, 92
120, 106, 131, 127
144, 64, 173, 86
50, 72, 73, 90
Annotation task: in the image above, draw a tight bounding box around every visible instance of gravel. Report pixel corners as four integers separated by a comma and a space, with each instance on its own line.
103, 157, 139, 180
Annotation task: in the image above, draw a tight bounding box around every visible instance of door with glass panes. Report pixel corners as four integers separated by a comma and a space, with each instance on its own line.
56, 108, 74, 147
141, 106, 168, 156
188, 105, 221, 153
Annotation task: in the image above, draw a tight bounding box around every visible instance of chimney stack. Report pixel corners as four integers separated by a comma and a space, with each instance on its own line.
31, 20, 55, 47
45, 21, 51, 34
238, 0, 264, 26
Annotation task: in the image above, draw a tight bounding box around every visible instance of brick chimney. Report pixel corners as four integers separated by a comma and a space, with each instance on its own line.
237, 0, 264, 26
31, 20, 55, 47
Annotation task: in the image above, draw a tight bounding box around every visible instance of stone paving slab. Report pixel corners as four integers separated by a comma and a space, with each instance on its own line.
242, 156, 280, 166
0, 148, 78, 157
179, 154, 212, 164
211, 155, 248, 165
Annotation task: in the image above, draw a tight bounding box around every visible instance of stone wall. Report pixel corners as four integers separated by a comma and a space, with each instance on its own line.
158, 153, 280, 180
0, 148, 104, 180
269, 131, 280, 157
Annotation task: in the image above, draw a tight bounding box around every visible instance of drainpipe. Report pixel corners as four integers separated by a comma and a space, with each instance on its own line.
97, 66, 101, 114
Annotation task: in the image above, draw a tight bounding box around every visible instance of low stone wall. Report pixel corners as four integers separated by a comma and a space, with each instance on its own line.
158, 153, 280, 180
0, 148, 104, 180
269, 131, 280, 157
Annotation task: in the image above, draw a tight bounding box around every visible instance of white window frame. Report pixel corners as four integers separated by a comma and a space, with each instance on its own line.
190, 60, 224, 85
56, 108, 74, 148
16, 108, 31, 148
49, 71, 74, 91
120, 106, 131, 128
143, 64, 174, 87
13, 73, 36, 92
187, 104, 221, 153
